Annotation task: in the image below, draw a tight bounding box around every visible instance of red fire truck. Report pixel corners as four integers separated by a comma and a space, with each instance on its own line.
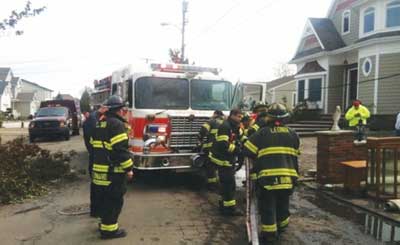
111, 63, 236, 171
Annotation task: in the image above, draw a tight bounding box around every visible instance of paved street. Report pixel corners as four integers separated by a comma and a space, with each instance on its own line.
0, 130, 381, 244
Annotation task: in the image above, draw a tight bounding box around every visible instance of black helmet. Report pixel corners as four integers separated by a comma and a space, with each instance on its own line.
266, 103, 290, 119
104, 95, 124, 110
252, 102, 268, 113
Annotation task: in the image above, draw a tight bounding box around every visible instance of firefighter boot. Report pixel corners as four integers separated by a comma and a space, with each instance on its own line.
259, 232, 278, 245
100, 229, 127, 240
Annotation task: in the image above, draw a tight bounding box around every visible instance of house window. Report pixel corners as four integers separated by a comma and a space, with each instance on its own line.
342, 10, 351, 34
363, 7, 375, 33
362, 58, 373, 77
298, 80, 305, 102
387, 1, 400, 28
308, 78, 322, 102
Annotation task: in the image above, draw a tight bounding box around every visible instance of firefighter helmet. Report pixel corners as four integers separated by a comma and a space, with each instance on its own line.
266, 103, 290, 119
252, 102, 268, 113
104, 95, 125, 110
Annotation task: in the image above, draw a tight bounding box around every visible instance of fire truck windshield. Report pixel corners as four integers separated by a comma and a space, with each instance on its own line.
191, 80, 231, 110
135, 77, 189, 109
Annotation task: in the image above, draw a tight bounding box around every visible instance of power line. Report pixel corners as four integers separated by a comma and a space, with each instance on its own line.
271, 72, 400, 93
189, 0, 242, 42
187, 0, 276, 47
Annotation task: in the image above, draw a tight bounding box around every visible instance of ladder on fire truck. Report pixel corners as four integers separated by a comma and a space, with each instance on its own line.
245, 158, 260, 245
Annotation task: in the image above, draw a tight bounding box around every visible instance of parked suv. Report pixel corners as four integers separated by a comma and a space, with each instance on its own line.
28, 106, 72, 142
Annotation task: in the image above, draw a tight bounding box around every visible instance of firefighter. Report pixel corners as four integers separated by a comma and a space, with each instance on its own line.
345, 99, 371, 142
83, 105, 109, 218
241, 113, 252, 136
243, 103, 300, 244
247, 103, 269, 137
209, 108, 244, 216
90, 95, 134, 239
198, 110, 225, 190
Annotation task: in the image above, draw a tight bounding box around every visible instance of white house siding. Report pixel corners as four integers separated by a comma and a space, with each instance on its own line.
0, 86, 12, 112
20, 82, 52, 102
14, 102, 31, 117
377, 53, 400, 114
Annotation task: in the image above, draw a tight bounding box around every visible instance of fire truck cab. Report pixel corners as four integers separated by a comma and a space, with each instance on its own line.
111, 63, 233, 171
231, 81, 267, 113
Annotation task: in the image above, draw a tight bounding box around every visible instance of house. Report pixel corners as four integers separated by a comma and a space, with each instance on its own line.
290, 0, 400, 120
20, 79, 53, 102
13, 92, 39, 118
0, 68, 13, 113
0, 67, 53, 117
266, 75, 297, 110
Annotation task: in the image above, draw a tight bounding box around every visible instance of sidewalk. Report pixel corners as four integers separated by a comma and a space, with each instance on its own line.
1, 120, 30, 128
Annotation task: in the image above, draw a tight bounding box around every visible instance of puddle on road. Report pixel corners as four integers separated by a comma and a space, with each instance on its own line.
303, 189, 400, 244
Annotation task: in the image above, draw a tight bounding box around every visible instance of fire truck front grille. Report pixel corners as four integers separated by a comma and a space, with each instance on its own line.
169, 116, 209, 148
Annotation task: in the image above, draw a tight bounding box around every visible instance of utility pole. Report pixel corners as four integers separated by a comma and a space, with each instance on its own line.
181, 0, 188, 63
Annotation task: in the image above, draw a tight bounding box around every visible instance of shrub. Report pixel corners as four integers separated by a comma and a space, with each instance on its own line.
0, 137, 73, 204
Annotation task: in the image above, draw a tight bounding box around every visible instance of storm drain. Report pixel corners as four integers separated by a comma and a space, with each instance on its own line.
57, 203, 90, 216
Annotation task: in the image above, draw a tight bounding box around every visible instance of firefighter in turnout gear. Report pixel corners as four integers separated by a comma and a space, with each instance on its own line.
247, 105, 268, 137
209, 108, 244, 216
90, 95, 134, 240
198, 110, 225, 189
243, 103, 300, 244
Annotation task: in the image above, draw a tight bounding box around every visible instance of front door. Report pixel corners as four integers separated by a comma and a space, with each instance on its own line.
347, 68, 358, 108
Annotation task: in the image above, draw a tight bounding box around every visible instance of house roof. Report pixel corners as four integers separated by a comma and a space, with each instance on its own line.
0, 81, 7, 94
11, 77, 20, 86
16, 92, 35, 101
296, 61, 326, 75
21, 79, 53, 92
309, 18, 346, 51
0, 67, 11, 81
292, 18, 345, 61
292, 47, 324, 61
266, 75, 295, 90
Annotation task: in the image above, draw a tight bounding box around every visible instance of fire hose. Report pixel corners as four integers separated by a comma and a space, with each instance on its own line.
245, 157, 259, 245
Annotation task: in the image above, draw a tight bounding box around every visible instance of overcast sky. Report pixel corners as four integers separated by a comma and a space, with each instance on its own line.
0, 0, 331, 98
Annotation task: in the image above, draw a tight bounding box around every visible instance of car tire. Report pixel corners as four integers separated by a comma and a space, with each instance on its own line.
65, 133, 70, 141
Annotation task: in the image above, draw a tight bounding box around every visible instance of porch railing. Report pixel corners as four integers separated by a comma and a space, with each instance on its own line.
367, 137, 400, 200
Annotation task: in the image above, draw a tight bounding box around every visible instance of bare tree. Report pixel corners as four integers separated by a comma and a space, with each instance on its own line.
168, 48, 189, 64
272, 63, 295, 78
0, 1, 46, 36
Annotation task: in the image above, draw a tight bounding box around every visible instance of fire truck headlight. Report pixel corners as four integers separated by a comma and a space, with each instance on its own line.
156, 135, 166, 143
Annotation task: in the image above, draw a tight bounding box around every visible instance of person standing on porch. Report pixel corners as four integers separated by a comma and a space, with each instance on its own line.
345, 100, 370, 142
